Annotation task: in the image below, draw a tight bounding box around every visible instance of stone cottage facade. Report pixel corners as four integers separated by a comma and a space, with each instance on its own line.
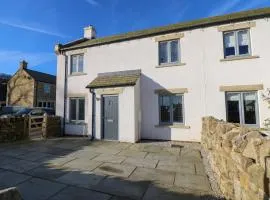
7, 61, 56, 109
55, 8, 270, 142
0, 74, 10, 107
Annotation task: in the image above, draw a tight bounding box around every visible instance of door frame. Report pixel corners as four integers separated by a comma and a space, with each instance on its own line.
101, 94, 119, 140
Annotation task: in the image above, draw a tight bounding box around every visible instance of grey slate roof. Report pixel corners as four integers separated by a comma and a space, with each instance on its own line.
86, 70, 141, 89
25, 69, 56, 84
60, 7, 270, 51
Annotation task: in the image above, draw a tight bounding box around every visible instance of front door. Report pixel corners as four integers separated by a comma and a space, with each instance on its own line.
102, 95, 119, 140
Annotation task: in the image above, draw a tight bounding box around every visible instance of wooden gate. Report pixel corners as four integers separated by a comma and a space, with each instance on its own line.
29, 115, 45, 138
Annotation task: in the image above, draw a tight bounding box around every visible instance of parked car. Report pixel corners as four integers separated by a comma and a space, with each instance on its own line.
0, 106, 24, 116
0, 107, 55, 118
14, 108, 55, 117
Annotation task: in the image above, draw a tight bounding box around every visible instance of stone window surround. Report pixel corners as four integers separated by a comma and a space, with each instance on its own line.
155, 88, 190, 129
95, 87, 124, 95
219, 84, 264, 92
218, 21, 260, 61
67, 49, 87, 76
155, 33, 186, 68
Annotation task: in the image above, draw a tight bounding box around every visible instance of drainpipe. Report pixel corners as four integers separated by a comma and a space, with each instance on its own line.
90, 88, 96, 140
63, 54, 68, 137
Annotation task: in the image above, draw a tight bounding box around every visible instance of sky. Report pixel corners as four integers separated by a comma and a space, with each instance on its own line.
0, 0, 269, 75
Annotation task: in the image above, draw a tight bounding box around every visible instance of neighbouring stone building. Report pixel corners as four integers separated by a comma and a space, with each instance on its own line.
0, 74, 11, 107
7, 60, 56, 108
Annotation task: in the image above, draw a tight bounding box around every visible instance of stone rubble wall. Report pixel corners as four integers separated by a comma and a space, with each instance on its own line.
201, 117, 270, 200
0, 117, 29, 142
42, 116, 61, 138
0, 187, 22, 200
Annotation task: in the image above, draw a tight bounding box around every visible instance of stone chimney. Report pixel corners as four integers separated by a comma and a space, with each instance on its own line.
84, 25, 96, 39
19, 60, 28, 70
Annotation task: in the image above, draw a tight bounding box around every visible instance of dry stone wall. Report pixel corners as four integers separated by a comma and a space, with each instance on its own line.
201, 117, 270, 200
0, 117, 29, 142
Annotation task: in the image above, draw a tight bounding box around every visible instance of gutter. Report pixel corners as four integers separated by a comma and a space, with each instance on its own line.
63, 54, 68, 137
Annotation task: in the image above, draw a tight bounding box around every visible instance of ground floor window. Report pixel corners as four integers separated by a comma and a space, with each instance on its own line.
69, 98, 85, 122
38, 101, 55, 109
226, 92, 259, 126
159, 94, 184, 124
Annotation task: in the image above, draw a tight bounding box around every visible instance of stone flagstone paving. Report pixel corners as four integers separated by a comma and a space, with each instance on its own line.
0, 138, 218, 200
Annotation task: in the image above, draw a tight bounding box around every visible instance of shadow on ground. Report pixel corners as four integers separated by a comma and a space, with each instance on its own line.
0, 138, 225, 200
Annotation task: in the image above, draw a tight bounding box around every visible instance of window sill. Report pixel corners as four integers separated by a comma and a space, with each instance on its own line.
155, 124, 191, 129
69, 72, 87, 77
156, 62, 186, 68
220, 55, 259, 62
66, 121, 87, 125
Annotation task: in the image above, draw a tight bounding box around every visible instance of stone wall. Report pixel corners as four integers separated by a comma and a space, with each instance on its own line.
42, 116, 61, 138
0, 117, 29, 142
201, 117, 270, 200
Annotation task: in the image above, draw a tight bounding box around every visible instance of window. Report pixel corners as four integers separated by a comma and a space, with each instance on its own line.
159, 94, 184, 124
37, 101, 55, 109
71, 54, 84, 74
223, 29, 251, 58
226, 92, 259, 126
44, 84, 50, 94
69, 98, 85, 121
159, 40, 180, 65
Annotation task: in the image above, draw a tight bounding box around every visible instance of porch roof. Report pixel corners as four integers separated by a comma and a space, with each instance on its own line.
86, 70, 141, 89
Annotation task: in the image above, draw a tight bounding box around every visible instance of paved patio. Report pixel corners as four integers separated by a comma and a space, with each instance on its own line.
0, 138, 217, 200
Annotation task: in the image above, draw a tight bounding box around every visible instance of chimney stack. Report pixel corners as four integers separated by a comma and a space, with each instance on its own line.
20, 60, 28, 70
84, 25, 96, 39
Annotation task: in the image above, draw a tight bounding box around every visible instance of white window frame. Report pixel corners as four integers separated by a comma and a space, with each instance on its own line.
158, 39, 180, 65
225, 91, 259, 127
223, 29, 251, 58
158, 94, 184, 125
69, 97, 85, 122
70, 54, 84, 74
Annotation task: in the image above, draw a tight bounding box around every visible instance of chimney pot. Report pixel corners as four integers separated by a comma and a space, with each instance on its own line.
84, 25, 96, 39
20, 60, 28, 70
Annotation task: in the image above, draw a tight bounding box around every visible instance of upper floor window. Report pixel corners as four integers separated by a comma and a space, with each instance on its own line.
223, 29, 251, 58
71, 54, 84, 74
44, 83, 50, 94
159, 94, 184, 124
159, 40, 180, 65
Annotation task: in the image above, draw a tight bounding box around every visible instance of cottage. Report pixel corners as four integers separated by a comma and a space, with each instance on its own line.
55, 8, 270, 142
0, 74, 10, 107
7, 61, 56, 109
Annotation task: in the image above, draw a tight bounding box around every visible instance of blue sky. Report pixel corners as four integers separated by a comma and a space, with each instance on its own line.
0, 0, 269, 75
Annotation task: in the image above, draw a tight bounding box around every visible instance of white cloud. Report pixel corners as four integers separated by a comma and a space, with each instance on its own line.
0, 50, 55, 68
85, 0, 99, 6
208, 0, 241, 17
0, 19, 68, 38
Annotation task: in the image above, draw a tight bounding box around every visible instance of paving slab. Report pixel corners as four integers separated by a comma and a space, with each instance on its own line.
0, 155, 21, 165
17, 178, 66, 200
94, 163, 136, 178
118, 150, 148, 158
85, 146, 122, 155
67, 150, 100, 159
92, 154, 126, 164
122, 157, 158, 169
145, 152, 178, 161
194, 162, 207, 176
43, 156, 76, 167
26, 166, 69, 180
48, 186, 111, 200
142, 183, 201, 200
0, 148, 29, 157
15, 152, 51, 162
129, 167, 175, 185
62, 158, 103, 171
156, 162, 195, 174
0, 170, 31, 190
174, 173, 211, 192
1, 159, 40, 173
93, 176, 149, 200
56, 171, 105, 189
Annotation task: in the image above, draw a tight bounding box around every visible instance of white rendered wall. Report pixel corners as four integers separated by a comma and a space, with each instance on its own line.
56, 18, 270, 142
